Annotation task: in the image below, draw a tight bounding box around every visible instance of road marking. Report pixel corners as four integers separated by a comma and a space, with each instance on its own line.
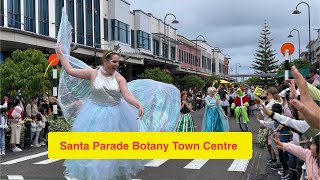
65, 177, 140, 180
144, 159, 168, 167
1, 151, 48, 165
7, 175, 24, 180
256, 152, 262, 173
65, 177, 78, 180
246, 151, 258, 180
227, 159, 250, 172
33, 159, 61, 164
184, 159, 209, 169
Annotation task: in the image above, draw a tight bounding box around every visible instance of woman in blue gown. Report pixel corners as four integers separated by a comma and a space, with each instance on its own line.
201, 87, 230, 132
56, 8, 180, 180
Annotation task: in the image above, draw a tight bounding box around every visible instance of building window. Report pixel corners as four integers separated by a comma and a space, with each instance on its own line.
131, 30, 134, 48
153, 39, 160, 56
181, 51, 184, 62
24, 0, 35, 32
38, 0, 48, 35
186, 52, 189, 64
212, 62, 215, 73
111, 19, 130, 44
170, 46, 176, 60
7, 0, 20, 29
55, 0, 64, 37
94, 0, 100, 48
67, 0, 75, 41
0, 0, 3, 26
76, 0, 84, 44
85, 0, 93, 46
112, 20, 118, 41
202, 55, 205, 69
178, 49, 181, 61
162, 43, 168, 58
104, 18, 108, 41
137, 30, 150, 50
192, 55, 195, 66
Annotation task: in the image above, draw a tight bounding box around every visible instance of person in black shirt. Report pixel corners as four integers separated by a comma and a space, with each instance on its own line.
175, 91, 195, 132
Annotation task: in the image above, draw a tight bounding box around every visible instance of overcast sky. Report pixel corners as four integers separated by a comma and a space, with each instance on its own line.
128, 0, 320, 74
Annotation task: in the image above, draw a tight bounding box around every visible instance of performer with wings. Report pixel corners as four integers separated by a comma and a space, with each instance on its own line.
56, 8, 180, 180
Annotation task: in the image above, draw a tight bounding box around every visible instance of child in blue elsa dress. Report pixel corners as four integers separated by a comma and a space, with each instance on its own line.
201, 87, 230, 132
56, 8, 180, 180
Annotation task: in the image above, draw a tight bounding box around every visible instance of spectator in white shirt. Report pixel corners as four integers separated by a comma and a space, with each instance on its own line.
0, 108, 9, 155
30, 115, 36, 146
33, 114, 45, 147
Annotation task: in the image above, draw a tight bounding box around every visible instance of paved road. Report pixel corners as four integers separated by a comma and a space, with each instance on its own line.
0, 109, 279, 180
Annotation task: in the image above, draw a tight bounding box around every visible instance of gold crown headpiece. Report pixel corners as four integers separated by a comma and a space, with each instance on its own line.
103, 43, 122, 58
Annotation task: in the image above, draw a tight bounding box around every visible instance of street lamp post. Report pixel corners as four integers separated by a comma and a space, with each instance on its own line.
225, 54, 231, 80
288, 29, 301, 60
94, 45, 97, 66
94, 10, 98, 67
228, 67, 233, 82
163, 13, 179, 67
292, 2, 311, 64
195, 35, 206, 75
235, 63, 241, 82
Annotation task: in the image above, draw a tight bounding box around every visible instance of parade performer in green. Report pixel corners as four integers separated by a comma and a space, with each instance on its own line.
231, 88, 250, 123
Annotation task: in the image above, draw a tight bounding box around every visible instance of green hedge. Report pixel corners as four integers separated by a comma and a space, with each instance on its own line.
18, 116, 71, 148
256, 129, 267, 148
47, 116, 72, 132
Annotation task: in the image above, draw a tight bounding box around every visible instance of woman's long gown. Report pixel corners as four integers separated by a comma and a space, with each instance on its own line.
57, 7, 181, 180
201, 96, 229, 132
63, 70, 145, 179
175, 103, 195, 132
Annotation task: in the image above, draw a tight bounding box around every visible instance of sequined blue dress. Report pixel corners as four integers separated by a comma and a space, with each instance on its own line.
201, 95, 230, 132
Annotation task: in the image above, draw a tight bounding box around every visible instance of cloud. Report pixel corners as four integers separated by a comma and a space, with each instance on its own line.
128, 0, 320, 72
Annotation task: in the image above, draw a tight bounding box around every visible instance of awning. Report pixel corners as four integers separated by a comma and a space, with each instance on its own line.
275, 67, 310, 79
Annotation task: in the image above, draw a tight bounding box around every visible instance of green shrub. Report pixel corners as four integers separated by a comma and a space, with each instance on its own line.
47, 116, 72, 132
256, 129, 267, 148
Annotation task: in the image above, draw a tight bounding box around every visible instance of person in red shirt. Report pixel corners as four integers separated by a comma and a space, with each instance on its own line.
8, 100, 24, 120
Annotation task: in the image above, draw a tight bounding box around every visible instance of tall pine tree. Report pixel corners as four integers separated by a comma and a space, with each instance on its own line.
252, 21, 278, 74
